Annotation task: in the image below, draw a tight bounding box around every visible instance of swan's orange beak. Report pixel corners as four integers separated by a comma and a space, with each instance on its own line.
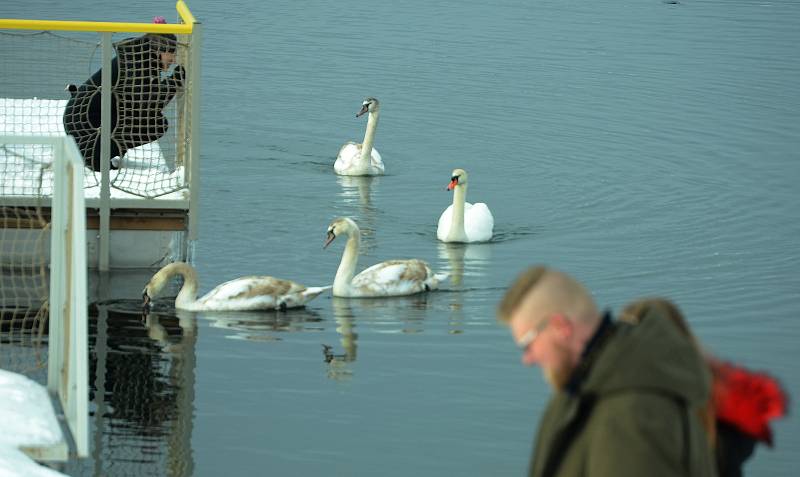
356, 103, 369, 117
447, 178, 458, 191
323, 231, 336, 249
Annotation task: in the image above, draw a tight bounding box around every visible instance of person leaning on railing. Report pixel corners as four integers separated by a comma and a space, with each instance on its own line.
62, 31, 184, 171
619, 298, 789, 477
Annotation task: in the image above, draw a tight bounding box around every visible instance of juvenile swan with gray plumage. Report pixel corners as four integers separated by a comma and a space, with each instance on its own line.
142, 262, 330, 311
324, 217, 447, 297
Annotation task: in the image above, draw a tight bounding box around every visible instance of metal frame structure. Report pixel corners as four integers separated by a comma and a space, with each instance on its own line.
0, 0, 202, 270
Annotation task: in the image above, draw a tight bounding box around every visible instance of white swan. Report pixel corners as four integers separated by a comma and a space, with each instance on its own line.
334, 97, 385, 176
142, 262, 330, 311
324, 217, 447, 297
437, 168, 494, 242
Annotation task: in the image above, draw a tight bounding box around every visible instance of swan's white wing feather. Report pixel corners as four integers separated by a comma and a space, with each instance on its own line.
335, 142, 384, 175
350, 259, 433, 296
437, 204, 454, 241
335, 142, 360, 172
369, 148, 384, 173
464, 202, 494, 242
196, 276, 322, 311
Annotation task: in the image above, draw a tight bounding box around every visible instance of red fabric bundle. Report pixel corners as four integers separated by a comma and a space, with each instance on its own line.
711, 361, 789, 446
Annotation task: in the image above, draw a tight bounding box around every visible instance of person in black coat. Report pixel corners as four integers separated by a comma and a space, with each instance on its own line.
63, 33, 184, 171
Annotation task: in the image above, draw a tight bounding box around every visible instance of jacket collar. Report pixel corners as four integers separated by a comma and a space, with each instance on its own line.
530, 311, 617, 477
565, 310, 616, 395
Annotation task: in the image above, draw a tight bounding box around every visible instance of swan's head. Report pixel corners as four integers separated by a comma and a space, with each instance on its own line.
356, 97, 380, 117
324, 217, 359, 248
141, 265, 174, 311
447, 168, 468, 191
142, 277, 162, 312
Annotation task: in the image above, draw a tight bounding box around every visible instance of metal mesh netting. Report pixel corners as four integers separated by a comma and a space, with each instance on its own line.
0, 305, 48, 380
1, 29, 192, 199
0, 147, 50, 379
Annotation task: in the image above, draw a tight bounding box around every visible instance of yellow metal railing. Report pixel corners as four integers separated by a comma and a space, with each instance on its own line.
0, 0, 196, 33
176, 0, 197, 26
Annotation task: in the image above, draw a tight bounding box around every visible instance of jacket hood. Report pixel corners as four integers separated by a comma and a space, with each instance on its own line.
581, 309, 711, 407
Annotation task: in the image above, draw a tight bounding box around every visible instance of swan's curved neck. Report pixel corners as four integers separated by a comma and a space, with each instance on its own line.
155, 262, 199, 308
333, 230, 360, 296
359, 109, 379, 169
448, 184, 468, 241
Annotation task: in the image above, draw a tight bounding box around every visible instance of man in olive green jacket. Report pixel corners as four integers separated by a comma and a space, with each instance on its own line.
498, 266, 715, 477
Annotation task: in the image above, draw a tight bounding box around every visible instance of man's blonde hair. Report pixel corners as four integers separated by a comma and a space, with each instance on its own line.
497, 266, 549, 322
497, 266, 598, 325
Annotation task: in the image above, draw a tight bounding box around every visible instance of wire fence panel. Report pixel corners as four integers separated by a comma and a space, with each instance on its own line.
0, 29, 194, 199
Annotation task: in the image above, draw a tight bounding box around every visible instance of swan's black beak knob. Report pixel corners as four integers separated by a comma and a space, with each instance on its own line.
322, 344, 335, 363
323, 231, 336, 249
142, 290, 151, 312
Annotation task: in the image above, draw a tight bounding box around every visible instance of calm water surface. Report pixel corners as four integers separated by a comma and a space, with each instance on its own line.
9, 0, 800, 475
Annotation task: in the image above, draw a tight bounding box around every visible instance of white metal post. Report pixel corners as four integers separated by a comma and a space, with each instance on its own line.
64, 136, 89, 458
98, 32, 112, 271
188, 22, 202, 246
48, 138, 66, 393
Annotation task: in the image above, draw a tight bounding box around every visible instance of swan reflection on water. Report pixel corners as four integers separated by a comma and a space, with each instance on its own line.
320, 298, 359, 381
336, 174, 380, 253
200, 308, 324, 342
336, 293, 433, 336
141, 308, 197, 352
337, 174, 378, 208
436, 241, 493, 286
435, 242, 493, 335
321, 294, 441, 378
329, 298, 358, 361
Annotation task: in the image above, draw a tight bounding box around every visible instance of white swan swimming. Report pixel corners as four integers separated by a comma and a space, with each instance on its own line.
334, 97, 385, 176
142, 262, 330, 311
324, 217, 447, 297
437, 168, 494, 242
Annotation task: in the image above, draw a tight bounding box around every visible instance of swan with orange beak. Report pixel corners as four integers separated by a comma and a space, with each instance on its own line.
437, 168, 494, 243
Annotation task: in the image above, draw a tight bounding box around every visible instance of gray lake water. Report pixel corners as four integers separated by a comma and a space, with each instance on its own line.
10, 0, 800, 475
